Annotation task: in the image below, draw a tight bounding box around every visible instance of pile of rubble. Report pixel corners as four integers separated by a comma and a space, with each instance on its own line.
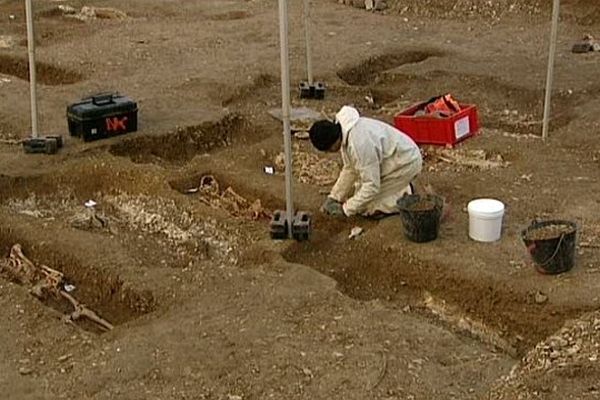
337, 0, 544, 20
4, 193, 239, 264
488, 311, 600, 399
57, 5, 128, 21
105, 193, 238, 264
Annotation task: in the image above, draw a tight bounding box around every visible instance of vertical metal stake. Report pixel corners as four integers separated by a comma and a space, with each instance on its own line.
25, 0, 39, 138
278, 0, 294, 238
303, 0, 313, 85
542, 0, 560, 141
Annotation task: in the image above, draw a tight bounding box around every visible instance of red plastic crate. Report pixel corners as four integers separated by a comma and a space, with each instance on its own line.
394, 102, 480, 147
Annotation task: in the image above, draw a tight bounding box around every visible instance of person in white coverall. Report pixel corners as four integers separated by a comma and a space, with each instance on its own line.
309, 106, 422, 218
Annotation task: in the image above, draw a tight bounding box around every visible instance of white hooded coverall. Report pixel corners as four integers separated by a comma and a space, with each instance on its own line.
330, 106, 423, 217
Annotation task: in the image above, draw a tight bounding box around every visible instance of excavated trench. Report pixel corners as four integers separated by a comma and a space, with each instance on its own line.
109, 114, 265, 164
283, 230, 594, 356
337, 49, 443, 86
338, 53, 578, 135
0, 228, 155, 333
0, 54, 84, 85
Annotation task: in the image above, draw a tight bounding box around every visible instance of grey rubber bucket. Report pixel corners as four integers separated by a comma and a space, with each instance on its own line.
397, 194, 444, 243
521, 219, 577, 275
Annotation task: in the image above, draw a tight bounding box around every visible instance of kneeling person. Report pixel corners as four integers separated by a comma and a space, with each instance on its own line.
309, 106, 422, 217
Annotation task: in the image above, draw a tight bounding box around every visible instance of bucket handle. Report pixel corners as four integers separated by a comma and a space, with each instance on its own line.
531, 233, 566, 267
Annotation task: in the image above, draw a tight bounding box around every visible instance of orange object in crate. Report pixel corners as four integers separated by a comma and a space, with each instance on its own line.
394, 102, 480, 147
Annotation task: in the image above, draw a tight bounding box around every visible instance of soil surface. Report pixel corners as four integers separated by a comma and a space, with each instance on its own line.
524, 223, 578, 241
1, 0, 600, 399
403, 199, 437, 212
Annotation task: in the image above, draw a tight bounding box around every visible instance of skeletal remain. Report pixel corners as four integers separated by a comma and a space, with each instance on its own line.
60, 291, 114, 331
5, 244, 39, 285
274, 144, 340, 186
191, 175, 271, 220
425, 147, 508, 170
0, 244, 113, 331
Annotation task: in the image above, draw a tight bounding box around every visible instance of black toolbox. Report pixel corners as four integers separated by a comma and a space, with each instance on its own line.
67, 93, 138, 142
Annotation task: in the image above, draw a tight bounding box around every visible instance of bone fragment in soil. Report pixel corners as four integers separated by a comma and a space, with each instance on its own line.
188, 175, 270, 220
0, 244, 114, 331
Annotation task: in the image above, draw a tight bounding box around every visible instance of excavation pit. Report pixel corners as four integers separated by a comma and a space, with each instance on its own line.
283, 232, 594, 356
0, 54, 84, 85
0, 230, 155, 333
337, 50, 442, 86
109, 114, 261, 164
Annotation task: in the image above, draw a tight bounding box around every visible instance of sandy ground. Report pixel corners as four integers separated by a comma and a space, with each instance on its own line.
1, 0, 600, 398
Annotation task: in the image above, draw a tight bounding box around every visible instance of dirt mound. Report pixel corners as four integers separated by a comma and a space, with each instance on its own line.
488, 311, 600, 399
385, 0, 544, 20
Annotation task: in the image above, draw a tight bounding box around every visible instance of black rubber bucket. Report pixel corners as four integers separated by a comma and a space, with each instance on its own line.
397, 194, 444, 243
521, 220, 577, 275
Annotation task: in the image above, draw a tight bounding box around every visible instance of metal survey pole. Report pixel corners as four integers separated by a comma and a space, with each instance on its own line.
542, 0, 560, 141
278, 0, 294, 238
303, 0, 313, 85
25, 0, 39, 138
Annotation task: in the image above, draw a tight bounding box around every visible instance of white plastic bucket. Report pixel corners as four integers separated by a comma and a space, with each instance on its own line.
467, 198, 505, 242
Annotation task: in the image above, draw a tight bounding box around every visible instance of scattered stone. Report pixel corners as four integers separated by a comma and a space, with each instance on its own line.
488, 310, 600, 399
534, 291, 548, 304
348, 226, 364, 240
0, 35, 15, 49
18, 367, 33, 375
60, 5, 128, 21
302, 367, 314, 378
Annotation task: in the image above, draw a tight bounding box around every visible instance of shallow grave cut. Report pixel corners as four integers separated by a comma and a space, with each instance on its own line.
284, 233, 594, 356
0, 230, 155, 333
169, 173, 273, 221
0, 54, 84, 85
337, 49, 442, 86
109, 114, 258, 164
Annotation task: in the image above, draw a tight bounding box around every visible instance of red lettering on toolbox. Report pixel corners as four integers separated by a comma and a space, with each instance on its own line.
106, 116, 128, 132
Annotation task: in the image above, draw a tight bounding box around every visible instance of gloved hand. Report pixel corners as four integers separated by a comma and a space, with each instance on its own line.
321, 197, 345, 217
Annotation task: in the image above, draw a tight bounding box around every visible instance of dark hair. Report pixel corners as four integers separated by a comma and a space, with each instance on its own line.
309, 120, 342, 151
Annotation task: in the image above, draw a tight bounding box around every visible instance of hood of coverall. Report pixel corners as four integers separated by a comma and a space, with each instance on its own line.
335, 106, 360, 144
